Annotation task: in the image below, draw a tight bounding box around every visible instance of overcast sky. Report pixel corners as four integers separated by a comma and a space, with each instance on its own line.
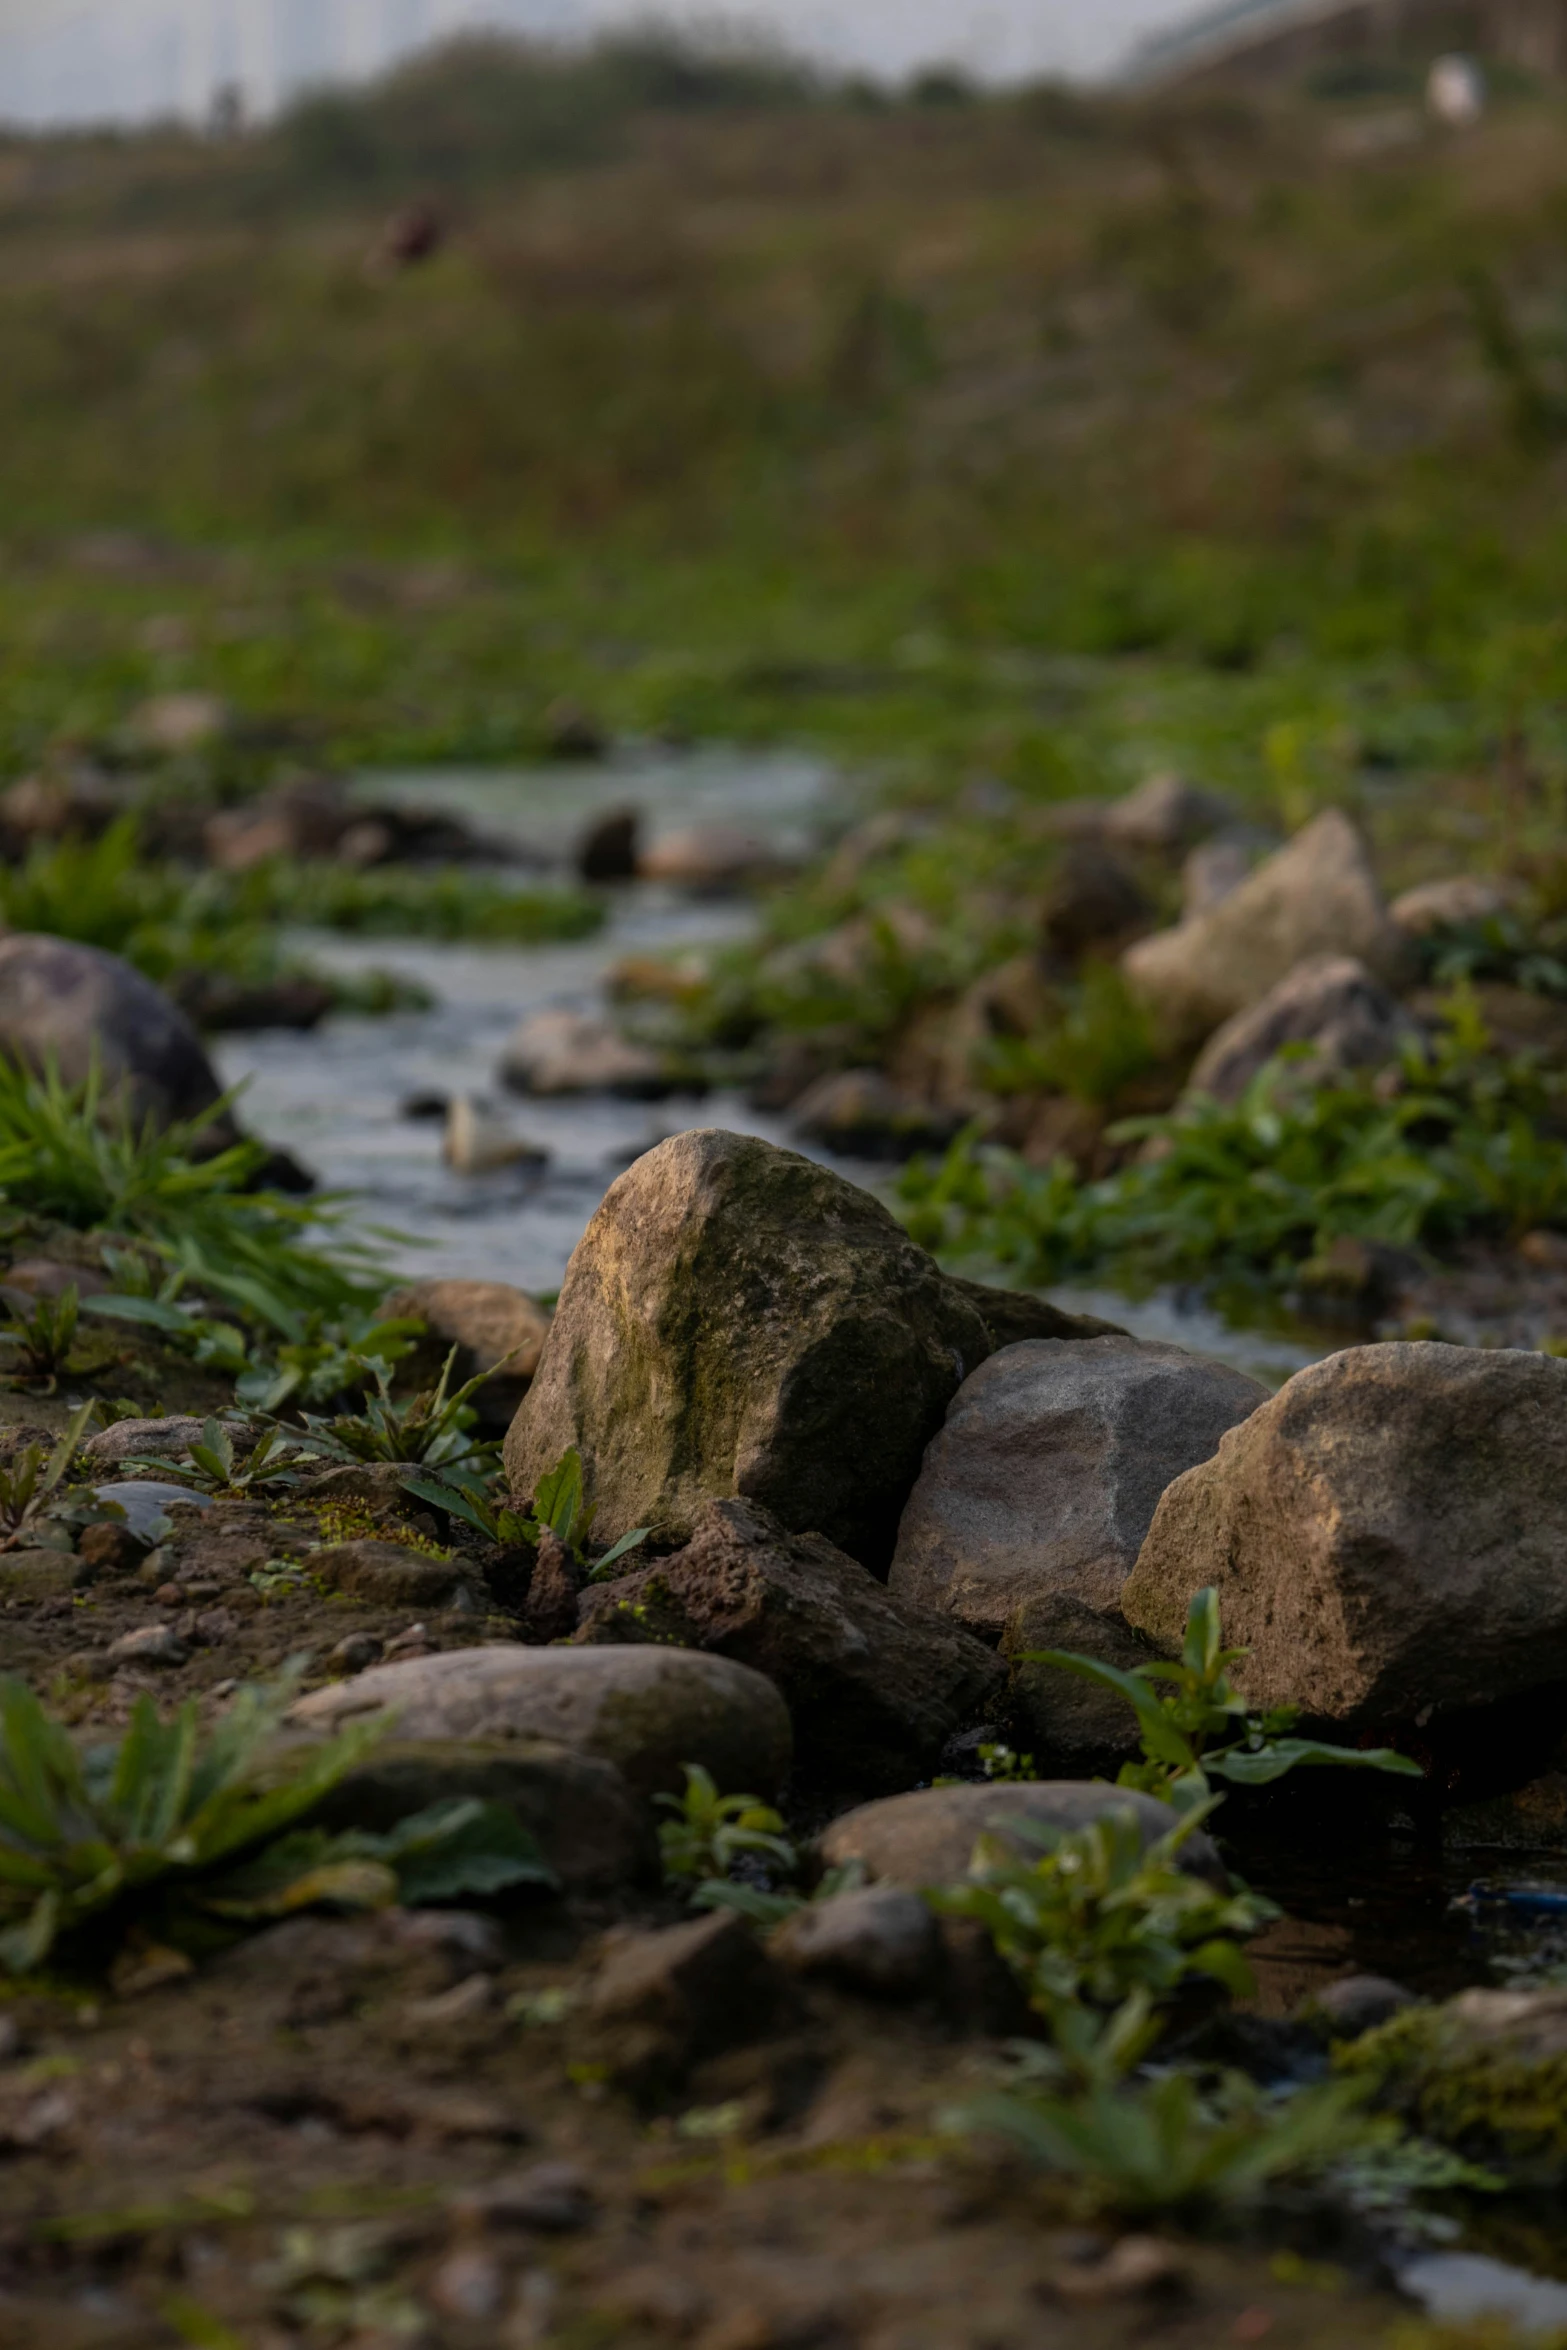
0, 0, 1205, 125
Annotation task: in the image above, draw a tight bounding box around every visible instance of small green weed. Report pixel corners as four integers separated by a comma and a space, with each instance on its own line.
0, 1285, 105, 1389
408, 1444, 649, 1573
0, 1401, 96, 1555
0, 1663, 551, 1973
127, 1418, 317, 1496
297, 1347, 489, 1471
657, 1763, 797, 1889
1030, 1587, 1422, 1813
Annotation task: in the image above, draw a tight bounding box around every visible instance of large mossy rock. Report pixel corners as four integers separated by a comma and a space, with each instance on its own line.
504, 1129, 1101, 1572
1121, 811, 1408, 1053
1125, 1342, 1567, 1730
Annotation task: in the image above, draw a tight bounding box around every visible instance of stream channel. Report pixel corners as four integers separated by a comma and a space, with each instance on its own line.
214, 748, 1567, 2324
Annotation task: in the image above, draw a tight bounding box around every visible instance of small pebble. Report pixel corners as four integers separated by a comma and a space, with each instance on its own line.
325, 1632, 384, 1676
105, 1624, 190, 1669
402, 1974, 498, 2028
154, 1584, 184, 1607
194, 1608, 237, 1644
429, 2246, 506, 2321
393, 1911, 505, 1967
385, 1622, 431, 1658
457, 2163, 596, 2235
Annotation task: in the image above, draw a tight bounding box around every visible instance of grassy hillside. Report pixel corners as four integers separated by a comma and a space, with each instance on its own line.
2, 36, 1567, 792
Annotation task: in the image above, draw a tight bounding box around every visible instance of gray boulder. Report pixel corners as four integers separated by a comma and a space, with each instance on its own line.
573, 1497, 1005, 1790
1002, 1591, 1167, 1767
1122, 811, 1409, 1051
770, 1885, 940, 1996
0, 934, 234, 1135
889, 1336, 1267, 1638
288, 1640, 792, 1800
1125, 1341, 1567, 1729
1185, 955, 1419, 1106
816, 1782, 1227, 1891
504, 1129, 998, 1572
377, 1278, 552, 1431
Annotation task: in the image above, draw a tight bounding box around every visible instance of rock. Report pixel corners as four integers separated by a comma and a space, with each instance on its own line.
84, 1415, 208, 1465
943, 1279, 1126, 1349
503, 1129, 996, 1572
288, 1642, 792, 1801
442, 1096, 547, 1176
1040, 844, 1150, 964
309, 1540, 474, 1610
1122, 811, 1409, 1051
889, 1337, 1267, 1639
1124, 1340, 1567, 1728
1002, 1591, 1164, 1767
1446, 1772, 1567, 1851
3, 1257, 112, 1302
304, 1735, 657, 1891
1390, 876, 1512, 937
453, 2162, 596, 2233
378, 1278, 552, 1431
127, 691, 231, 756
93, 1483, 212, 1543
1184, 956, 1419, 1106
1182, 837, 1256, 919
770, 1885, 940, 1997
0, 1552, 86, 1601
573, 1498, 1004, 1790
203, 779, 349, 872
1306, 1975, 1416, 2037
1351, 1987, 1567, 2171
75, 1520, 148, 1576
522, 1528, 583, 1644
0, 769, 118, 845
296, 1461, 445, 1523
816, 1782, 1227, 1891
324, 1633, 384, 1676
789, 1069, 962, 1162
498, 1009, 665, 1099
105, 1623, 189, 1669
1103, 773, 1236, 856
638, 825, 776, 890
0, 936, 238, 1136
585, 1909, 785, 2092
576, 807, 641, 882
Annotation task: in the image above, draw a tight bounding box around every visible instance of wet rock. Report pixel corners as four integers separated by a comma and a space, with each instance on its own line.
288, 1641, 793, 1800
1040, 843, 1150, 964
890, 1337, 1266, 1639
574, 1497, 1004, 1790
789, 1069, 962, 1162
1125, 1340, 1567, 1728
310, 1540, 474, 1610
498, 1009, 666, 1099
93, 1482, 212, 1543
816, 1782, 1227, 1891
84, 1415, 208, 1465
576, 806, 641, 882
379, 1277, 552, 1430
1184, 955, 1419, 1106
1122, 811, 1409, 1051
1391, 876, 1513, 936
584, 1910, 785, 2092
1102, 773, 1237, 856
127, 691, 231, 756
504, 1128, 996, 1572
442, 1096, 547, 1176
106, 1623, 190, 1669
770, 1885, 940, 1997
305, 1734, 657, 1891
1306, 1975, 1416, 2037
638, 824, 776, 890
0, 935, 238, 1136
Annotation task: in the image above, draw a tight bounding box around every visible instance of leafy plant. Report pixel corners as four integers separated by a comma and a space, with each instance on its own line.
298, 1346, 490, 1470
657, 1763, 797, 1888
0, 1665, 552, 1974
0, 1057, 384, 1332
0, 1400, 95, 1556
407, 1444, 650, 1573
127, 1417, 317, 1496
234, 1312, 425, 1414
899, 1012, 1567, 1289
948, 2054, 1376, 2217
1030, 1586, 1422, 1813
0, 1284, 100, 1389
929, 1802, 1279, 2034
980, 964, 1162, 1106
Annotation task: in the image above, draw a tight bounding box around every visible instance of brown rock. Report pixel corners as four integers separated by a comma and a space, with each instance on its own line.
523, 1529, 582, 1644
789, 1069, 962, 1162
574, 1497, 1005, 1789
638, 825, 777, 889
816, 1782, 1227, 1891
498, 1009, 665, 1099
1184, 955, 1418, 1106
379, 1277, 552, 1430
1390, 876, 1512, 936
1125, 1340, 1567, 1728
1123, 811, 1408, 1051
1103, 773, 1237, 856
309, 1539, 472, 1610
1040, 843, 1150, 964
770, 1885, 940, 1996
585, 1910, 785, 2092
